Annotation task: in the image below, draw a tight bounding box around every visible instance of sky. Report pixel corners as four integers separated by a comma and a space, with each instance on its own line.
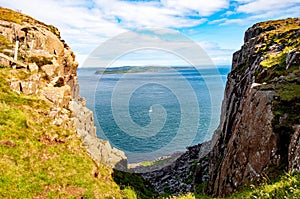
1, 0, 299, 67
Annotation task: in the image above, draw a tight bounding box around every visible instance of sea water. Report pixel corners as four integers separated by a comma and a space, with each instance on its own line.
77, 67, 230, 163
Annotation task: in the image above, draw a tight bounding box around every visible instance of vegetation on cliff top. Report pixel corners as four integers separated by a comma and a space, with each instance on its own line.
254, 19, 300, 177
174, 172, 300, 199
0, 67, 138, 198
0, 7, 60, 37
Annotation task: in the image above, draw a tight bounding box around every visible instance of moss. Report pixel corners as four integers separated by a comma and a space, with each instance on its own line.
194, 181, 209, 197
0, 34, 12, 51
54, 77, 64, 87
0, 8, 60, 39
272, 83, 300, 134
112, 169, 158, 199
0, 7, 40, 25
26, 56, 52, 67
260, 51, 287, 68
276, 84, 300, 101
0, 7, 22, 24
174, 173, 300, 199
47, 24, 61, 38
228, 172, 300, 199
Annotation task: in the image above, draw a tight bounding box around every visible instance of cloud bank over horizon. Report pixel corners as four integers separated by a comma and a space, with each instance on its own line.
1, 0, 299, 67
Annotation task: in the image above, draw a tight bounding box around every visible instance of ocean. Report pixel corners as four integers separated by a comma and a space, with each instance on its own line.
77, 67, 230, 163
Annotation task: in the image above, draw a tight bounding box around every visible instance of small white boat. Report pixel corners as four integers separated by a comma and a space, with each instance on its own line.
148, 106, 153, 113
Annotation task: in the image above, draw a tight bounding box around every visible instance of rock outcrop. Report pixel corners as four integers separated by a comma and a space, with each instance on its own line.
137, 142, 211, 195
205, 18, 300, 197
122, 18, 299, 197
0, 7, 126, 169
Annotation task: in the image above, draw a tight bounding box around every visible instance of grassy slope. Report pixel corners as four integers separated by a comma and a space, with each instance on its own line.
0, 67, 137, 198
0, 7, 136, 198
174, 172, 300, 199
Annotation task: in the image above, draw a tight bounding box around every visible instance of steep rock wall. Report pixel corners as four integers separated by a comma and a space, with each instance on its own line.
0, 8, 126, 169
127, 18, 300, 196
206, 18, 300, 197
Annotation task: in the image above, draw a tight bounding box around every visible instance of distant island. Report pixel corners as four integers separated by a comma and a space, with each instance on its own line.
95, 66, 194, 74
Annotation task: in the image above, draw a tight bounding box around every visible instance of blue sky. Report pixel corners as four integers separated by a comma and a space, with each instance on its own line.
1, 0, 299, 67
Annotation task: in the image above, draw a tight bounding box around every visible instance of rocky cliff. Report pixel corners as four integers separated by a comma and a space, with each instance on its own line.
0, 7, 126, 169
136, 18, 300, 197
205, 18, 300, 197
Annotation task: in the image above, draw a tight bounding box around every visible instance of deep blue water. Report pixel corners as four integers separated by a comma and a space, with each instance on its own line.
77, 67, 230, 163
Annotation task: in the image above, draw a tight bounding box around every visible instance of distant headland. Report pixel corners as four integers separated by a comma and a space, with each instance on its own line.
94, 66, 194, 74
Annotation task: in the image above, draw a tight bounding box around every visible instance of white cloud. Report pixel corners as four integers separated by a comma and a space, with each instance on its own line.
212, 0, 300, 26
1, 0, 225, 65
93, 0, 209, 29
2, 0, 297, 67
237, 0, 300, 14
0, 0, 126, 64
82, 30, 234, 68
161, 0, 229, 16
198, 41, 235, 65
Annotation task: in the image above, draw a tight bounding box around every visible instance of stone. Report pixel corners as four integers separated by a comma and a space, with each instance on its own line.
41, 64, 57, 78
10, 81, 21, 94
289, 125, 300, 172
20, 80, 38, 95
28, 62, 38, 73
137, 142, 211, 195
42, 85, 71, 108
0, 56, 10, 67
286, 50, 300, 69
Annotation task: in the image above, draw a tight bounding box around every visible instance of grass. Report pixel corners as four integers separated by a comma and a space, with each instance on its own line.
0, 7, 60, 37
0, 67, 132, 198
260, 51, 287, 68
228, 172, 300, 199
0, 34, 12, 51
26, 55, 53, 67
257, 18, 300, 33
139, 157, 174, 167
171, 173, 300, 199
0, 7, 23, 24
113, 169, 158, 199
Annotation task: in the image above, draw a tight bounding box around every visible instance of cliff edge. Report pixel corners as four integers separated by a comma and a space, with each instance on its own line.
0, 7, 126, 169
205, 18, 300, 197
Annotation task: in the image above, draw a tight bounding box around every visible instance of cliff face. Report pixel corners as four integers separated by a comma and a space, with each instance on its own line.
0, 7, 126, 169
206, 18, 300, 196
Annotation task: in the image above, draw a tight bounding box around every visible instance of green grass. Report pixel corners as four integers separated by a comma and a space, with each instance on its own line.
0, 7, 61, 37
0, 7, 23, 24
112, 169, 158, 199
0, 34, 12, 51
170, 173, 300, 199
228, 172, 300, 199
139, 157, 173, 167
0, 67, 132, 198
253, 19, 300, 80
260, 46, 295, 69
26, 55, 53, 67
